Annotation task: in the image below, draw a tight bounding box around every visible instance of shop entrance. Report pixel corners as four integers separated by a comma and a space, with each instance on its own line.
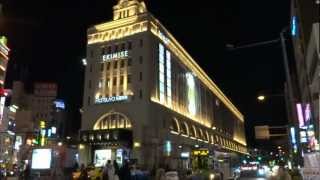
191, 149, 209, 169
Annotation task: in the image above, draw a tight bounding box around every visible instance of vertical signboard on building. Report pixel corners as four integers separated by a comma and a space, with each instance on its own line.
0, 97, 5, 125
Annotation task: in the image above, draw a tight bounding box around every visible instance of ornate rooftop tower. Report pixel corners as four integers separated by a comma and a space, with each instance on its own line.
113, 0, 147, 20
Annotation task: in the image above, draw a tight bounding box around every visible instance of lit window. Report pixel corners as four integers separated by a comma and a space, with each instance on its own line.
120, 76, 124, 85
120, 60, 125, 68
114, 61, 118, 69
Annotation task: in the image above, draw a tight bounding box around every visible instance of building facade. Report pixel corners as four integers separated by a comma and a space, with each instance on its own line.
290, 0, 319, 154
0, 36, 12, 166
80, 0, 247, 170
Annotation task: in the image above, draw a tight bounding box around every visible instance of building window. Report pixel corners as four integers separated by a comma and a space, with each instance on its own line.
139, 39, 143, 47
114, 61, 118, 69
88, 80, 91, 89
121, 43, 125, 51
120, 60, 125, 68
139, 89, 143, 99
113, 77, 117, 86
98, 80, 103, 88
106, 62, 110, 70
139, 56, 143, 64
114, 45, 119, 52
120, 76, 124, 85
88, 96, 91, 106
128, 41, 132, 50
108, 46, 112, 53
126, 10, 129, 17
127, 74, 131, 84
128, 58, 132, 66
90, 65, 93, 72
100, 63, 104, 71
139, 72, 142, 81
120, 92, 124, 96
90, 50, 94, 58
106, 78, 110, 87
101, 48, 105, 55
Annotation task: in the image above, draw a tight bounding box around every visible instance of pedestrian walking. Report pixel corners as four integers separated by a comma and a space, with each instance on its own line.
119, 161, 131, 180
79, 164, 88, 180
24, 164, 31, 180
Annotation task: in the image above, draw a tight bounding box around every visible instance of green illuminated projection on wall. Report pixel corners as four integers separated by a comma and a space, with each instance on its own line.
159, 44, 165, 103
166, 50, 172, 107
186, 73, 196, 116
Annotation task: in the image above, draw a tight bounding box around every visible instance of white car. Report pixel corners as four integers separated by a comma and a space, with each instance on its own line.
165, 171, 179, 180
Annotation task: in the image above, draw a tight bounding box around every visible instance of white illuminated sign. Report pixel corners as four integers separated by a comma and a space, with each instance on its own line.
95, 96, 128, 104
31, 149, 52, 169
0, 97, 5, 125
94, 149, 112, 167
102, 50, 128, 62
181, 152, 190, 158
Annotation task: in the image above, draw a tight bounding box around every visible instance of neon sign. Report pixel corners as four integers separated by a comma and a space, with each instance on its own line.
290, 127, 296, 144
95, 95, 128, 104
296, 103, 304, 128
102, 50, 128, 62
291, 16, 297, 37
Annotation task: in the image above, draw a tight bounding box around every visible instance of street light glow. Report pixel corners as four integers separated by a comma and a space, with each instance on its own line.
257, 95, 266, 101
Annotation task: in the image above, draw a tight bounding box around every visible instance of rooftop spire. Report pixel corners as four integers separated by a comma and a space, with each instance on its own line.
113, 0, 147, 20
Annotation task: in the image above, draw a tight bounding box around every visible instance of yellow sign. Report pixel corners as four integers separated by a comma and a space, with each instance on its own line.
40, 121, 46, 128
192, 149, 209, 156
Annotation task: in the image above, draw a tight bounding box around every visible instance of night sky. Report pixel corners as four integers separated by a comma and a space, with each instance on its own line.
0, 0, 291, 147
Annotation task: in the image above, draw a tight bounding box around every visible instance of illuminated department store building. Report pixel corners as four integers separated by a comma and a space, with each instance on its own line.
80, 0, 247, 169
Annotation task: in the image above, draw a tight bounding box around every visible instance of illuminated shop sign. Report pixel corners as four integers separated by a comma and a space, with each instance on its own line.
192, 149, 209, 156
300, 130, 307, 143
296, 103, 304, 128
304, 104, 311, 123
290, 127, 297, 144
164, 141, 172, 156
95, 96, 128, 104
181, 152, 190, 158
0, 97, 5, 125
291, 16, 297, 37
54, 99, 65, 109
102, 50, 128, 62
0, 36, 9, 56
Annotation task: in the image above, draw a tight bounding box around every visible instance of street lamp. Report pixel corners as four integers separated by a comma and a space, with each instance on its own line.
257, 95, 266, 101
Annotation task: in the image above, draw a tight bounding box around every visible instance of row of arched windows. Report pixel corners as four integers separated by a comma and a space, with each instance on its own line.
170, 118, 245, 153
